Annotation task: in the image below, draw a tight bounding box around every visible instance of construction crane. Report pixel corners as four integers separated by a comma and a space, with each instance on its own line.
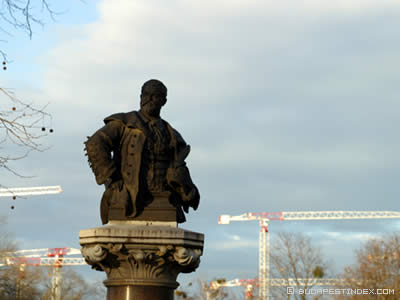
218, 210, 400, 300
208, 277, 346, 300
0, 185, 62, 209
207, 278, 258, 300
1, 247, 86, 300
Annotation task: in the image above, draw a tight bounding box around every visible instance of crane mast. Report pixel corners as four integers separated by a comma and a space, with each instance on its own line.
259, 219, 269, 299
219, 210, 400, 300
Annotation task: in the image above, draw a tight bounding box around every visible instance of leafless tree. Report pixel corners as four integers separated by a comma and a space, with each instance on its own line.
0, 216, 45, 300
269, 232, 329, 300
0, 0, 60, 59
335, 234, 400, 300
40, 267, 106, 300
0, 1, 63, 179
0, 218, 105, 300
0, 264, 46, 300
175, 279, 237, 300
0, 216, 16, 254
0, 88, 52, 178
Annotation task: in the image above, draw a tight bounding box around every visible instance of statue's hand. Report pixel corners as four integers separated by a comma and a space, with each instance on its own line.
105, 173, 123, 191
166, 166, 187, 189
109, 179, 124, 191
167, 166, 199, 211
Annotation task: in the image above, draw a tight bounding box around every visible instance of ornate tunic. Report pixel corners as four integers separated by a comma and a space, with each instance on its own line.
140, 115, 171, 192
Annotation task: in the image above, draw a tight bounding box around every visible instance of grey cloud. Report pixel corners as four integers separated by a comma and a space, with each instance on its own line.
2, 0, 400, 285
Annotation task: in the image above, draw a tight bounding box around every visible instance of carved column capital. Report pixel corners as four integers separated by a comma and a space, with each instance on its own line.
80, 224, 204, 289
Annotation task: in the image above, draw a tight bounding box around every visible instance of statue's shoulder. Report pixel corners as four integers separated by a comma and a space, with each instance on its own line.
104, 111, 141, 127
162, 119, 186, 145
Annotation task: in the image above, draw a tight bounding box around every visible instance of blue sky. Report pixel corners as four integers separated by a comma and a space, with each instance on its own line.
1, 0, 400, 297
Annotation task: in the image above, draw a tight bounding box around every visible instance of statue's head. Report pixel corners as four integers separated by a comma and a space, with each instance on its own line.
140, 79, 167, 117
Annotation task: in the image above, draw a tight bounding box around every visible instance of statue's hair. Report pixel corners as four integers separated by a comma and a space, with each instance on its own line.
141, 79, 167, 96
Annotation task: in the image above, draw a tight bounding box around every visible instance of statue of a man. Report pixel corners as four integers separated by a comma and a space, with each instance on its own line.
84, 79, 199, 224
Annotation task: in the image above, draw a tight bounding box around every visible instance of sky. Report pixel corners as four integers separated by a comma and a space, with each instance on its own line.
1, 0, 400, 297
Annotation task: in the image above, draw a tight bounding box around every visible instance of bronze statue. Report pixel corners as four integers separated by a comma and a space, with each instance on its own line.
84, 79, 199, 224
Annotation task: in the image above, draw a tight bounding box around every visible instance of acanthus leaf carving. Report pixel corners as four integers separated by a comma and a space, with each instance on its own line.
81, 243, 202, 282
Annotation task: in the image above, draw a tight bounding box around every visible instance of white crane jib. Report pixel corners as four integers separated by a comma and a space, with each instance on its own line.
218, 210, 400, 300
208, 277, 347, 300
219, 211, 400, 223
0, 186, 62, 197
0, 247, 86, 300
0, 185, 62, 209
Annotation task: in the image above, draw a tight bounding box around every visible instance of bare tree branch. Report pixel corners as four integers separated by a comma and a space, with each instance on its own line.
0, 1, 78, 180
0, 87, 53, 177
270, 232, 329, 300
335, 234, 400, 300
0, 0, 59, 39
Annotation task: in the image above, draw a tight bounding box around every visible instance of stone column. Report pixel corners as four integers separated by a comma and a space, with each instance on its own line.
79, 222, 204, 300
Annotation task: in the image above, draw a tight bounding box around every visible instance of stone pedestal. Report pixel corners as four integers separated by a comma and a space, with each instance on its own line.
79, 223, 204, 300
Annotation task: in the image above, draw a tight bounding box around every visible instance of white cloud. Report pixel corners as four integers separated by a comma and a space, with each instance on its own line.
210, 239, 258, 251
208, 232, 258, 250
33, 0, 400, 177
233, 235, 241, 241
39, 0, 400, 114
6, 0, 398, 214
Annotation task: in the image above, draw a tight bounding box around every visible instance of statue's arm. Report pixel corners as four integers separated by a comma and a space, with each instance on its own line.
167, 127, 200, 211
84, 120, 124, 185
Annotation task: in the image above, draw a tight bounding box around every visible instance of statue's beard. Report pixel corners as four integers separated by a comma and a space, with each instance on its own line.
141, 102, 161, 118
